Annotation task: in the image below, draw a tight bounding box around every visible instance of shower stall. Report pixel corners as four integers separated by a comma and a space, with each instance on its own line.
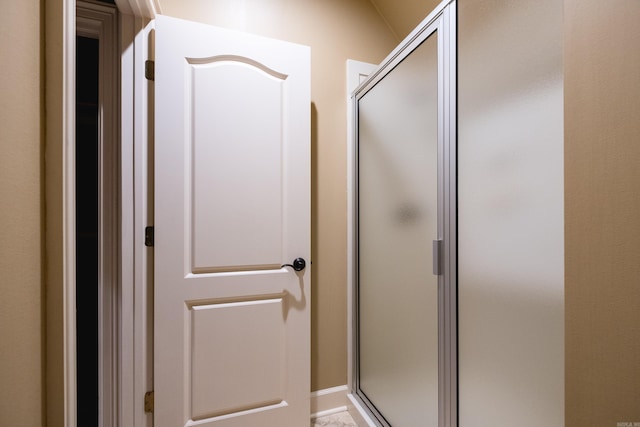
349, 1, 457, 426
348, 0, 565, 425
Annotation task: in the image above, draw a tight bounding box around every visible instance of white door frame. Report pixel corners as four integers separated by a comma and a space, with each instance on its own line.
51, 1, 158, 427
76, 3, 119, 426
119, 13, 155, 427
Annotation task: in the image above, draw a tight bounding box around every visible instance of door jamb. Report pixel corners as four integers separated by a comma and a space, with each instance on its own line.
47, 1, 156, 427
120, 14, 155, 427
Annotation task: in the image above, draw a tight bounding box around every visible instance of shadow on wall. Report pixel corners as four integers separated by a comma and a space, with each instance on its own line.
310, 102, 319, 389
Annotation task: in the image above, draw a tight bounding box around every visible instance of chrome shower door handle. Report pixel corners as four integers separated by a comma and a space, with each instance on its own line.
433, 240, 442, 276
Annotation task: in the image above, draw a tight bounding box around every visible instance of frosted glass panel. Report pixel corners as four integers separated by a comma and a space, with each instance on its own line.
358, 32, 439, 426
458, 0, 564, 426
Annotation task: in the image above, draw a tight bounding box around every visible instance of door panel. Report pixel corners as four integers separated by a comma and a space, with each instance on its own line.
154, 15, 310, 427
189, 58, 285, 271
190, 298, 285, 420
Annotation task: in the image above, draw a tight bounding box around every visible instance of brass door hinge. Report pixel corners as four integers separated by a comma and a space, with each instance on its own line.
144, 391, 154, 413
145, 60, 155, 81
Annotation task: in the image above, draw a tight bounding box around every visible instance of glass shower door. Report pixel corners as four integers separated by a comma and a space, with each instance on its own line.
358, 31, 439, 427
353, 2, 456, 425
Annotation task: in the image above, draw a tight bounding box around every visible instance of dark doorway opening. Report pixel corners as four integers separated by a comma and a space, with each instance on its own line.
76, 34, 99, 427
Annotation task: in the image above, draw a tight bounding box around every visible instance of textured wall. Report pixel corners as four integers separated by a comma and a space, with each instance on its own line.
33, 0, 640, 424
158, 0, 397, 391
368, 0, 442, 40
0, 1, 45, 426
565, 1, 640, 425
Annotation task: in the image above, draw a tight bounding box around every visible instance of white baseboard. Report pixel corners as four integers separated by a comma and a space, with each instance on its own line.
310, 385, 349, 420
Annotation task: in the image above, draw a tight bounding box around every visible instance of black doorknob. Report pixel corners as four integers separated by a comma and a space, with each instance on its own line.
281, 258, 306, 272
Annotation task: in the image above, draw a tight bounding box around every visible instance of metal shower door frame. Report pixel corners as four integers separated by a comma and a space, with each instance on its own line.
351, 1, 457, 425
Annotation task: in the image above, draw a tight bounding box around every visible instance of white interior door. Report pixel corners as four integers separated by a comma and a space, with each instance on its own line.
154, 15, 310, 427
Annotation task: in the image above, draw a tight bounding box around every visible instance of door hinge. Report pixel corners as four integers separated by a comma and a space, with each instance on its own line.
145, 60, 155, 81
144, 391, 154, 413
145, 226, 154, 247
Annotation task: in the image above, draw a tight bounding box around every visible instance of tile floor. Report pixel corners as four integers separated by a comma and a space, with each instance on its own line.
312, 411, 359, 427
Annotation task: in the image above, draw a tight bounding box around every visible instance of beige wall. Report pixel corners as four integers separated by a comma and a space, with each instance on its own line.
29, 0, 640, 425
368, 0, 441, 40
158, 0, 397, 390
0, 1, 45, 426
565, 0, 640, 425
